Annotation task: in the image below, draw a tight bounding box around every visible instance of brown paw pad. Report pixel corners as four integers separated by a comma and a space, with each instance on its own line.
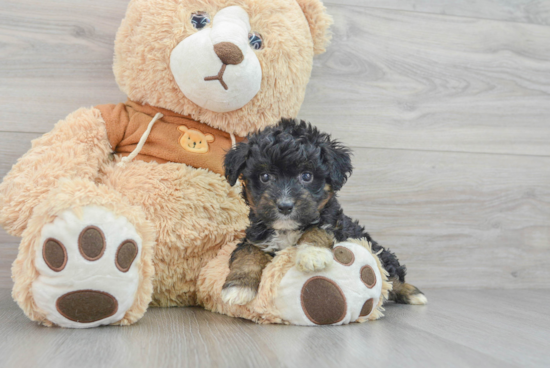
78, 226, 106, 261
43, 239, 68, 272
359, 298, 374, 317
360, 265, 377, 288
56, 290, 118, 323
115, 241, 138, 272
301, 276, 347, 325
333, 246, 355, 266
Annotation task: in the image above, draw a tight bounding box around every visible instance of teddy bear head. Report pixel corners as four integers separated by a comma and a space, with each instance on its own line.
113, 0, 332, 137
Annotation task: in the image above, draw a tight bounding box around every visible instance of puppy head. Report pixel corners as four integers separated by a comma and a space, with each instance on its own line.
224, 119, 352, 230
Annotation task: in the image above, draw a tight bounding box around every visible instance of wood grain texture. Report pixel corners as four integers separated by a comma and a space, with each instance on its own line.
0, 0, 127, 133
339, 147, 550, 289
1, 141, 548, 289
326, 0, 550, 26
1, 1, 550, 156
0, 288, 548, 368
299, 5, 550, 156
1, 1, 550, 291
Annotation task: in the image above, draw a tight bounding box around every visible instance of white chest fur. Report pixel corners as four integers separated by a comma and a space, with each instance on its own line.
261, 230, 303, 253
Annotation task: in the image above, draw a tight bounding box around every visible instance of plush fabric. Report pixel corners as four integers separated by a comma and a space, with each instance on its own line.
96, 100, 245, 175
0, 0, 390, 328
11, 178, 156, 327
113, 0, 333, 136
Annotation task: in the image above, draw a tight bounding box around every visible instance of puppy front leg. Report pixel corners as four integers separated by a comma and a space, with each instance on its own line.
221, 242, 272, 305
295, 228, 335, 272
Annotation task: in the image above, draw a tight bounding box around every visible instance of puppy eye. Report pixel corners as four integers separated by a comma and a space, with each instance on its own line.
248, 32, 263, 50
260, 173, 271, 183
300, 172, 313, 183
191, 12, 210, 29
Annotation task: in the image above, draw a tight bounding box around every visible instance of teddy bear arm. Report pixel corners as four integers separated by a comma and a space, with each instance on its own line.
0, 107, 113, 237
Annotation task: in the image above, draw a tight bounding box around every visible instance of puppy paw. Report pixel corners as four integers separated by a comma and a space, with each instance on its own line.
390, 280, 428, 305
221, 285, 257, 305
295, 245, 334, 272
409, 293, 428, 305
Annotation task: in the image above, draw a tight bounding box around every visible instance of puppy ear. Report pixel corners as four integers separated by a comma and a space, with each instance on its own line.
321, 140, 353, 191
295, 0, 333, 55
224, 142, 249, 186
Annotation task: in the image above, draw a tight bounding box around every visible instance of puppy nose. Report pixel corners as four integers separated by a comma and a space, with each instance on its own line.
213, 42, 244, 65
277, 201, 294, 215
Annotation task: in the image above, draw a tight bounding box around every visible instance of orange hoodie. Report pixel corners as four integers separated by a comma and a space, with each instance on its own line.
96, 101, 245, 176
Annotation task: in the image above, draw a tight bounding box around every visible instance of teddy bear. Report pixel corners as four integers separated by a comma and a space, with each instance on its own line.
0, 0, 391, 328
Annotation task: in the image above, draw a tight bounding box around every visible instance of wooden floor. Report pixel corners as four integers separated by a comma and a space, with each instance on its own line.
0, 288, 548, 368
1, 0, 550, 367
1, 0, 550, 290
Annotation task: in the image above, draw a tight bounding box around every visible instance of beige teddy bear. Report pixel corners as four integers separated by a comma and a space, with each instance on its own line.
0, 0, 391, 328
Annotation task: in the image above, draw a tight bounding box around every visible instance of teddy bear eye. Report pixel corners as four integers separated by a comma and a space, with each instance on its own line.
191, 12, 210, 29
248, 32, 263, 50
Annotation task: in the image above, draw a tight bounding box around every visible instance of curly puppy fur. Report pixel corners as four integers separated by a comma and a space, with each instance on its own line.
222, 119, 425, 305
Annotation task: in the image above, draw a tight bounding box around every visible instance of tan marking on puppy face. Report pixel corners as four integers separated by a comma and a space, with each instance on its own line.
257, 191, 277, 214
243, 181, 257, 210
178, 125, 215, 154
317, 185, 333, 210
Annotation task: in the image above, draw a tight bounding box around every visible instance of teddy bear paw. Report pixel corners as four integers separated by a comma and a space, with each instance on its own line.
275, 241, 384, 326
221, 284, 257, 305
295, 245, 334, 272
32, 206, 142, 328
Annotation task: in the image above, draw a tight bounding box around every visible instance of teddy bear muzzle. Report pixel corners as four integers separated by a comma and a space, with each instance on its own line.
170, 6, 262, 113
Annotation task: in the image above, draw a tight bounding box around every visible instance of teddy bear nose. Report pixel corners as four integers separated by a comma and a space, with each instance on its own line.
213, 42, 244, 65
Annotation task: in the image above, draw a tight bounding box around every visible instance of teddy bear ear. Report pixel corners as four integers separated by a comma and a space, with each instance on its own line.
178, 125, 189, 132
206, 134, 215, 143
295, 0, 333, 55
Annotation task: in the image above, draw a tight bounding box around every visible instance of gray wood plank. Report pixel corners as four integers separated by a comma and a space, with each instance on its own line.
0, 0, 127, 134
0, 245, 16, 289
1, 2, 550, 157
1, 133, 549, 290
339, 146, 550, 290
0, 288, 548, 368
299, 5, 550, 156
326, 0, 550, 26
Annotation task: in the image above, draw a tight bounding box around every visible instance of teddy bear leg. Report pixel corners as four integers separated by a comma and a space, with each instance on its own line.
273, 240, 392, 325
198, 239, 391, 326
12, 179, 155, 328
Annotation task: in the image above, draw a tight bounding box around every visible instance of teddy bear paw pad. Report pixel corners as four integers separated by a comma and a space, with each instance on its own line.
274, 241, 383, 326
32, 206, 142, 328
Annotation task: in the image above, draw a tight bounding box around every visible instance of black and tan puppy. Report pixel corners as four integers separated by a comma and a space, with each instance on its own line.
221, 119, 427, 306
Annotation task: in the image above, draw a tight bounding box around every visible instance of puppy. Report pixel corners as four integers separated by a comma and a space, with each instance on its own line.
221, 119, 426, 306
